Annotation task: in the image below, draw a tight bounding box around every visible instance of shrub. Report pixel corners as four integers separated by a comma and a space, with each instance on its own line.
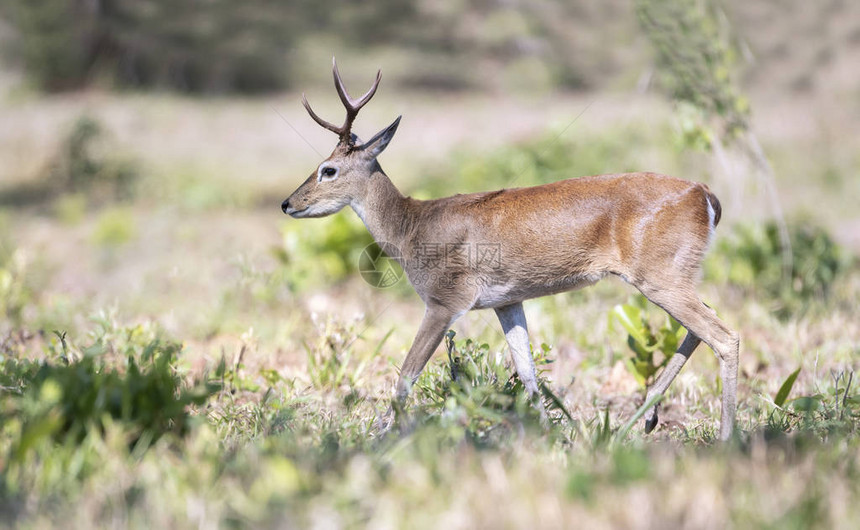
706, 221, 849, 318
52, 116, 139, 202
0, 320, 218, 463
0, 115, 139, 208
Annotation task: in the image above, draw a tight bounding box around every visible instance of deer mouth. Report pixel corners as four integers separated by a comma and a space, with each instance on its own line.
285, 206, 309, 218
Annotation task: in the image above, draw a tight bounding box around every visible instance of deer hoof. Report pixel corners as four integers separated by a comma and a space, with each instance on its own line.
644, 410, 659, 434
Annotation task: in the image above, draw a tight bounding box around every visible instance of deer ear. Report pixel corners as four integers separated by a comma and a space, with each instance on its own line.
358, 116, 401, 158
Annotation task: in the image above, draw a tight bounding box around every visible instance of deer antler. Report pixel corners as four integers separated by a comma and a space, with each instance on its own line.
302, 57, 382, 147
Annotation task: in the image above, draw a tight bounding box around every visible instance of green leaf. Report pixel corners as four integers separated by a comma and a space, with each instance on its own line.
789, 395, 822, 413
611, 304, 649, 348
774, 367, 801, 407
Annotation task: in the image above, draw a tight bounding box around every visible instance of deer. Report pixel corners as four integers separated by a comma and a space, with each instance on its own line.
281, 59, 740, 441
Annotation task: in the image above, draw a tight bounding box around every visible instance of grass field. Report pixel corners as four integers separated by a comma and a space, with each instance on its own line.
2, 37, 860, 527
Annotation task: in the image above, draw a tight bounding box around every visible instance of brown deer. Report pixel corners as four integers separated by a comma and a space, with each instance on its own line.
282, 59, 740, 440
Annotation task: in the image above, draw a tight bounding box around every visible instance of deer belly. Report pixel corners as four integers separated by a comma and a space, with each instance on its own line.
472, 272, 606, 309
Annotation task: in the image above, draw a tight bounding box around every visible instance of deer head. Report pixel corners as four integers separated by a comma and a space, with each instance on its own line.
282, 58, 401, 218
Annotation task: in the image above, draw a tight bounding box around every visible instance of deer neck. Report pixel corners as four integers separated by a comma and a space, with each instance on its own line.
350, 167, 416, 251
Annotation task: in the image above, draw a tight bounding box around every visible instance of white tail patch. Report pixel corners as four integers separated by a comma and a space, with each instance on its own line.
705, 195, 716, 247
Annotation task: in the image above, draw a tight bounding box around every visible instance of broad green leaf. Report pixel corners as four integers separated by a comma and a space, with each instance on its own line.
774, 367, 801, 407
611, 304, 648, 347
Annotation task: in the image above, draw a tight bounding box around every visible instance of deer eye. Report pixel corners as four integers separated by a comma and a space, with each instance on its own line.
318, 165, 339, 182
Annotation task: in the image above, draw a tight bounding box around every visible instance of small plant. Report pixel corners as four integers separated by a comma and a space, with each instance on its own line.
609, 294, 685, 387
91, 207, 136, 248
0, 249, 33, 325
302, 316, 382, 393
767, 367, 859, 438
410, 331, 563, 444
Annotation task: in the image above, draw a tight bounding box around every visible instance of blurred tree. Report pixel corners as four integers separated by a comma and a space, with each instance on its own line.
636, 0, 748, 145
0, 0, 96, 90
0, 0, 637, 94
0, 0, 419, 93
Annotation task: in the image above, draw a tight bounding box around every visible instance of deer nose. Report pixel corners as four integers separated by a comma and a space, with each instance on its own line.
281, 198, 290, 214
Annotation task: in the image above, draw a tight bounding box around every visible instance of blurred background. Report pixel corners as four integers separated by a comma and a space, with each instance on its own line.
1, 1, 860, 526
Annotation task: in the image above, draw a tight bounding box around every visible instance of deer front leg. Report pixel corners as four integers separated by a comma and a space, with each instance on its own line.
495, 303, 548, 424
494, 303, 540, 395
395, 305, 462, 401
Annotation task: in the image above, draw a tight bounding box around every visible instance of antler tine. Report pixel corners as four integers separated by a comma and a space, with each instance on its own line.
331, 58, 352, 110
303, 58, 382, 145
301, 93, 344, 136
333, 59, 382, 110
331, 57, 382, 143
356, 70, 382, 108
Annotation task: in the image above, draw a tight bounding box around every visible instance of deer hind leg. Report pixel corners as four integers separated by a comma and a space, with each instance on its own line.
635, 284, 739, 441
642, 331, 702, 433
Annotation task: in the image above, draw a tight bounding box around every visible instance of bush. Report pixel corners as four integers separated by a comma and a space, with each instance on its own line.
0, 320, 218, 463
706, 221, 849, 318
53, 116, 138, 201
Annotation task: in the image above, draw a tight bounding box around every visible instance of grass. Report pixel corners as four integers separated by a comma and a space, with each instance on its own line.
1, 302, 858, 528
